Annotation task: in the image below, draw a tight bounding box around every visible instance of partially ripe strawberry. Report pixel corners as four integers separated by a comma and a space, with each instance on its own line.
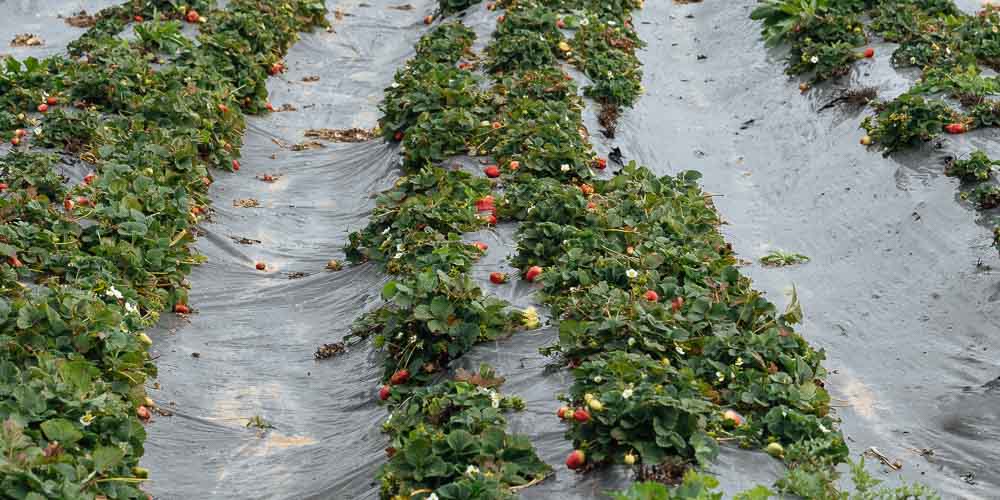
498, 14, 505, 23
485, 214, 497, 225
474, 241, 488, 252
566, 450, 586, 470
723, 409, 744, 426
557, 406, 570, 419
63, 198, 75, 211
232, 159, 240, 171
489, 272, 506, 284
379, 385, 391, 401
255, 262, 266, 271
579, 184, 594, 196
268, 62, 285, 76
75, 196, 90, 207
0, 183, 7, 191
484, 165, 500, 178
863, 47, 874, 58
134, 15, 144, 22
509, 160, 520, 171
174, 303, 190, 314
37, 103, 48, 113
218, 104, 228, 113
573, 408, 590, 423
83, 173, 96, 184
14, 129, 26, 138
525, 265, 542, 282
586, 201, 596, 210
137, 406, 151, 420
644, 290, 659, 302
556, 18, 566, 29
390, 369, 410, 385
860, 135, 872, 146
46, 96, 58, 106
424, 15, 433, 25
265, 102, 275, 112
10, 137, 19, 146
185, 9, 200, 23
671, 296, 684, 312
595, 158, 607, 170
7, 256, 22, 268
491, 121, 502, 130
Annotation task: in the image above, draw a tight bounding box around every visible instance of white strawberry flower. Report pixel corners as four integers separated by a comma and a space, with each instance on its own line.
625, 269, 638, 279
560, 164, 571, 172
105, 286, 123, 300
465, 465, 480, 476
809, 56, 819, 64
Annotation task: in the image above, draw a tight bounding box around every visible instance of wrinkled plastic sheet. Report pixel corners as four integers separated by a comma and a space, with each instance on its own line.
4, 0, 1000, 498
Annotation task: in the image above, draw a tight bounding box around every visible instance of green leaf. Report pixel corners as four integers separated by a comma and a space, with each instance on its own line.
93, 446, 124, 472
41, 419, 83, 444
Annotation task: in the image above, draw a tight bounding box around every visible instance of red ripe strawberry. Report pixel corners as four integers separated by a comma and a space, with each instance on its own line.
265, 102, 275, 112
134, 15, 144, 22
202, 176, 212, 187
255, 262, 266, 271
485, 214, 497, 225
7, 256, 22, 268
10, 137, 19, 146
268, 62, 284, 76
232, 159, 240, 171
671, 296, 684, 312
37, 103, 48, 113
484, 165, 500, 178
595, 158, 607, 170
644, 290, 659, 302
491, 121, 502, 130
75, 196, 90, 207
573, 408, 590, 422
390, 369, 410, 385
137, 406, 151, 421
498, 14, 505, 23
185, 9, 200, 23
475, 195, 495, 212
863, 47, 874, 58
218, 104, 228, 113
0, 183, 7, 191
63, 198, 74, 211
945, 123, 967, 134
424, 15, 433, 25
394, 130, 404, 141
557, 406, 570, 419
509, 160, 520, 171
14, 129, 26, 138
46, 96, 58, 106
174, 303, 190, 314
379, 385, 391, 401
83, 173, 96, 185
525, 265, 542, 282
474, 242, 488, 252
489, 272, 506, 284
586, 201, 596, 210
556, 18, 566, 29
566, 450, 586, 470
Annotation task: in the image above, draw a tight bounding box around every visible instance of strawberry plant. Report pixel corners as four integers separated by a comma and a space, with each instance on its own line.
945, 151, 999, 182
0, 0, 328, 497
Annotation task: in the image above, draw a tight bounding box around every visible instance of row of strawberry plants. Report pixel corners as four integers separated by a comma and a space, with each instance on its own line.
482, 1, 857, 496
343, 20, 552, 499
0, 1, 327, 498
751, 0, 1000, 255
